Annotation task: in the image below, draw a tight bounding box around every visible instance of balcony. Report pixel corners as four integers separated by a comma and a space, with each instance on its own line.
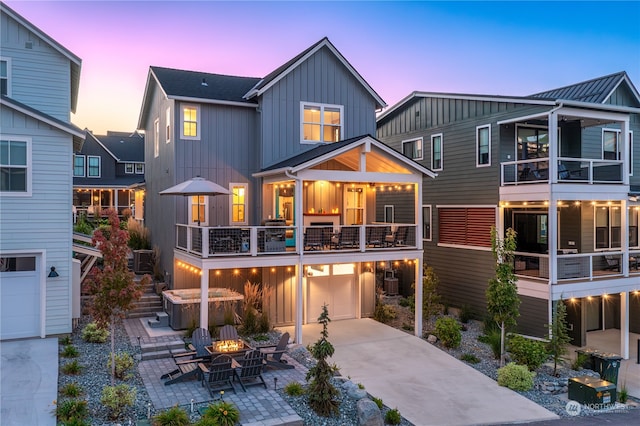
501, 158, 624, 186
175, 224, 418, 258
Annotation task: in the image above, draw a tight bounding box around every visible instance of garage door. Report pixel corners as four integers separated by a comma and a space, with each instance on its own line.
0, 256, 40, 340
307, 264, 355, 322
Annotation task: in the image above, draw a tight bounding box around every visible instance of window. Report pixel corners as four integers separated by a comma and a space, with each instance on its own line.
190, 195, 207, 225
476, 125, 491, 166
181, 105, 200, 140
87, 156, 100, 177
135, 163, 144, 174
0, 57, 10, 96
422, 205, 432, 241
153, 118, 159, 158
0, 137, 30, 194
431, 134, 442, 170
301, 102, 342, 143
630, 207, 639, 248
438, 207, 495, 248
384, 205, 394, 223
517, 126, 549, 159
125, 163, 134, 174
230, 183, 248, 225
602, 129, 619, 160
0, 256, 36, 272
594, 205, 621, 250
73, 155, 86, 177
630, 131, 634, 176
402, 138, 423, 160
166, 108, 171, 143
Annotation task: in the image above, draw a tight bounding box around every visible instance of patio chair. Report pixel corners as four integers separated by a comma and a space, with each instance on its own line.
199, 354, 236, 396
258, 332, 294, 370
367, 226, 388, 248
172, 327, 212, 360
388, 225, 409, 247
218, 324, 239, 342
233, 349, 267, 391
333, 226, 359, 249
604, 255, 620, 272
161, 357, 203, 385
304, 227, 324, 250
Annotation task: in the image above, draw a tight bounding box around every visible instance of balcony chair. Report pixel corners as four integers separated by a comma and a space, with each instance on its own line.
388, 225, 410, 247
333, 226, 359, 249
304, 227, 324, 250
604, 255, 620, 272
367, 226, 389, 248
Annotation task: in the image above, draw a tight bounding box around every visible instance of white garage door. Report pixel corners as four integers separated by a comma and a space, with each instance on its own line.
0, 256, 40, 340
307, 264, 355, 322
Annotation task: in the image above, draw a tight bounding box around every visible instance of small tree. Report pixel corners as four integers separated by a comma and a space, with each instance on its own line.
486, 227, 520, 367
547, 298, 571, 376
305, 304, 339, 416
85, 209, 151, 384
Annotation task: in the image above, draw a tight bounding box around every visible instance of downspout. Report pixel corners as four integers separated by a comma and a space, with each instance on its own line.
547, 102, 563, 335
285, 169, 304, 344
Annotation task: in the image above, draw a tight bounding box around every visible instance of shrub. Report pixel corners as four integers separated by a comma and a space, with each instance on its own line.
59, 335, 72, 345
619, 384, 628, 403
572, 353, 590, 371
385, 408, 402, 425
107, 352, 134, 379
127, 218, 151, 250
371, 396, 384, 410
198, 401, 240, 426
283, 381, 305, 396
252, 334, 269, 342
459, 304, 475, 324
258, 310, 271, 333
357, 382, 365, 390
497, 363, 534, 391
55, 399, 88, 423
81, 322, 109, 343
401, 323, 413, 331
373, 302, 397, 324
60, 382, 83, 397
241, 308, 258, 335
73, 214, 94, 235
460, 353, 480, 364
61, 344, 79, 358
306, 305, 339, 416
60, 418, 91, 426
435, 317, 461, 349
508, 335, 548, 371
478, 329, 502, 359
152, 405, 190, 426
61, 360, 82, 375
101, 384, 136, 420
398, 297, 411, 307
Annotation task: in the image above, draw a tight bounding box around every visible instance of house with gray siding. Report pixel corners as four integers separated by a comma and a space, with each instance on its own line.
0, 2, 84, 339
138, 38, 434, 343
73, 130, 145, 221
377, 72, 640, 360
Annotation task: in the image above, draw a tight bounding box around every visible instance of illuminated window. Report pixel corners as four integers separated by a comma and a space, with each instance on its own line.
301, 102, 342, 143
87, 156, 100, 177
181, 105, 200, 140
74, 155, 86, 177
1, 137, 30, 194
153, 118, 159, 158
402, 137, 423, 160
190, 195, 207, 225
230, 183, 248, 225
476, 125, 491, 166
125, 163, 133, 174
431, 134, 442, 170
135, 163, 144, 174
166, 107, 171, 143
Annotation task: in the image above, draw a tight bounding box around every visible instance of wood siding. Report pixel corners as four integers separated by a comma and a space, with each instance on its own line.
0, 12, 72, 121
259, 46, 377, 168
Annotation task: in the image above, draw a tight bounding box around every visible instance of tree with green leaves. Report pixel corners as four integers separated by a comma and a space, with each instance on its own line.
547, 298, 571, 376
305, 304, 339, 417
85, 209, 151, 384
411, 265, 441, 322
486, 227, 520, 367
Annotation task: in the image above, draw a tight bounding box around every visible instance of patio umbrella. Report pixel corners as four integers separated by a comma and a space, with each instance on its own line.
159, 176, 230, 224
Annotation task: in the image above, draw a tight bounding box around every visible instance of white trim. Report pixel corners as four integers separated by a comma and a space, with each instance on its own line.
431, 133, 443, 171
476, 124, 491, 167
172, 95, 257, 108
436, 243, 492, 252
0, 98, 85, 139
0, 136, 32, 196
87, 155, 101, 178
604, 74, 640, 106
1, 56, 12, 97
422, 204, 432, 241
73, 154, 86, 177
602, 128, 620, 160
180, 104, 200, 141
402, 137, 423, 161
166, 107, 171, 144
630, 130, 634, 177
85, 132, 119, 161
497, 110, 555, 126
229, 183, 248, 225
124, 163, 134, 174
153, 118, 160, 158
188, 195, 208, 225
593, 203, 622, 251
135, 163, 144, 174
435, 204, 498, 209
300, 102, 344, 144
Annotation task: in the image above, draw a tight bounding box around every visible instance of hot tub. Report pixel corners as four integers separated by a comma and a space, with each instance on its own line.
163, 288, 244, 330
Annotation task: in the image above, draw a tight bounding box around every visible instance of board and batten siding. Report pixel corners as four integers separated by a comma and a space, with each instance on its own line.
259, 46, 377, 168
0, 12, 72, 121
0, 108, 74, 335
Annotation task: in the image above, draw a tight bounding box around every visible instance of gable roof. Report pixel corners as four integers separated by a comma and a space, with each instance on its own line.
83, 130, 144, 162
255, 134, 435, 178
531, 71, 640, 104
1, 2, 82, 113
243, 37, 386, 109
1, 95, 85, 150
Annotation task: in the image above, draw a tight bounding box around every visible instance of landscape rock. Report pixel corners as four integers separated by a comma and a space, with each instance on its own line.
357, 398, 383, 426
348, 387, 368, 400
427, 334, 438, 344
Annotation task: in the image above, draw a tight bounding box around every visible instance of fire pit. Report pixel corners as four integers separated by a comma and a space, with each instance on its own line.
215, 339, 245, 352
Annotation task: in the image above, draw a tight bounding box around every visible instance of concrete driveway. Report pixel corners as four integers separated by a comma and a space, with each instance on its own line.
283, 319, 559, 426
0, 338, 58, 426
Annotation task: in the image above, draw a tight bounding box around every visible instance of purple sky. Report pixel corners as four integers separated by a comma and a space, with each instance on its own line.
7, 1, 640, 134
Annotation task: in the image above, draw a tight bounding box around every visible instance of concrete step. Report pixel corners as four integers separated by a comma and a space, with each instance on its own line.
148, 312, 169, 328
140, 339, 185, 354
125, 311, 158, 319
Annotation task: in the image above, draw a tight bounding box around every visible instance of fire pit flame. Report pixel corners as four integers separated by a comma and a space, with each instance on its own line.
215, 339, 244, 352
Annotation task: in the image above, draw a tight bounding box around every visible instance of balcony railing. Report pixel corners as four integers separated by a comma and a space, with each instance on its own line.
514, 250, 640, 281
175, 224, 418, 258
501, 158, 624, 185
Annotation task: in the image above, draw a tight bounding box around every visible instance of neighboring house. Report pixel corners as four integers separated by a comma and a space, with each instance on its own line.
73, 130, 145, 221
0, 2, 84, 339
138, 38, 434, 343
376, 72, 640, 359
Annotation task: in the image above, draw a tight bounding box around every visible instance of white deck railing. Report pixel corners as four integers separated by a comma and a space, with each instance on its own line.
501, 157, 624, 186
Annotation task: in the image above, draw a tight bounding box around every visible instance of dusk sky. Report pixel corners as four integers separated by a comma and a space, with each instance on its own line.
6, 1, 640, 134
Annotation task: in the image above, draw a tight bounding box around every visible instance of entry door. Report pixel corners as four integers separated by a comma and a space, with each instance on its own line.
585, 297, 601, 331
307, 265, 355, 322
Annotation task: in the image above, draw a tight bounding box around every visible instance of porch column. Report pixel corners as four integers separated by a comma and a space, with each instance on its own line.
200, 270, 209, 328
415, 255, 423, 337
549, 198, 558, 284
548, 110, 558, 184
115, 189, 119, 214
621, 291, 629, 359
295, 178, 304, 344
